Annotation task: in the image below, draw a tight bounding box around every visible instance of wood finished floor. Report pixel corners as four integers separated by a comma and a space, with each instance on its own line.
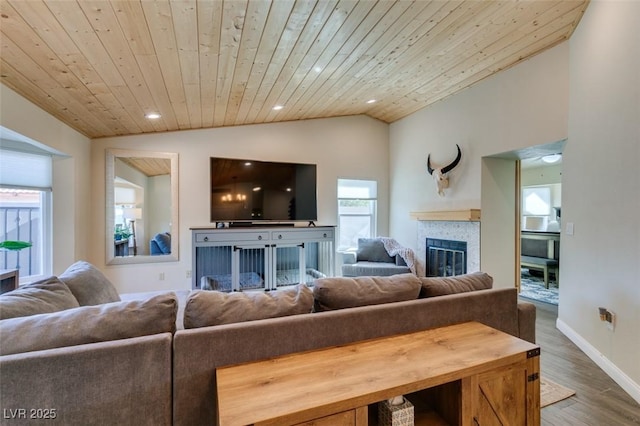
526, 299, 640, 425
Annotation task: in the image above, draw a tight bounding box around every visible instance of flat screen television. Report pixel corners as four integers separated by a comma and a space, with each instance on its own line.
210, 157, 317, 223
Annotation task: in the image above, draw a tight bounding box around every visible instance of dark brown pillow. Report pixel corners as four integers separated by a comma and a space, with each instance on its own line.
419, 271, 493, 298
313, 273, 421, 312
184, 284, 313, 328
0, 292, 177, 355
58, 261, 121, 306
0, 276, 80, 320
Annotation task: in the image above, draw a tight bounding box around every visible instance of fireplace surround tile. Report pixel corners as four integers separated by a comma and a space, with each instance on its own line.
416, 221, 480, 277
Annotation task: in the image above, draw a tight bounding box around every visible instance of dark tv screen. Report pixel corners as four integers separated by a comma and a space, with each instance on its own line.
210, 157, 317, 222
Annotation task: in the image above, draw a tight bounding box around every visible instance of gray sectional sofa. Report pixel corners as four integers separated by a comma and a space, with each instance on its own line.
0, 262, 535, 426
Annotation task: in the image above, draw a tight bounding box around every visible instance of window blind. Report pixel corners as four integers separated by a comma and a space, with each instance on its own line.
338, 179, 377, 199
0, 148, 52, 190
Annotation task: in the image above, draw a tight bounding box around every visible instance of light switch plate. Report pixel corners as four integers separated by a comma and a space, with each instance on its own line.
566, 222, 574, 235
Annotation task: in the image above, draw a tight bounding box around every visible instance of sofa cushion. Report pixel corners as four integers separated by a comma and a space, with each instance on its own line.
356, 238, 394, 263
313, 273, 421, 312
58, 260, 121, 306
0, 276, 80, 320
120, 289, 189, 330
341, 262, 411, 278
0, 292, 177, 355
184, 284, 313, 328
419, 272, 493, 298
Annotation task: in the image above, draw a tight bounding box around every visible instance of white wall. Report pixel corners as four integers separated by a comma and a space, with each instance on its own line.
0, 85, 92, 274
91, 115, 389, 293
521, 164, 562, 186
480, 158, 518, 288
560, 0, 640, 399
389, 42, 570, 276
148, 174, 171, 246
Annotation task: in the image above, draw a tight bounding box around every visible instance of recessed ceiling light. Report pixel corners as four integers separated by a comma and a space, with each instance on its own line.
244, 162, 252, 166
366, 99, 376, 104
313, 66, 322, 73
273, 105, 284, 111
145, 112, 161, 119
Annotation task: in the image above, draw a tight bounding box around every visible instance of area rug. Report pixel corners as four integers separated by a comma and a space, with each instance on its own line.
540, 377, 576, 407
519, 268, 559, 305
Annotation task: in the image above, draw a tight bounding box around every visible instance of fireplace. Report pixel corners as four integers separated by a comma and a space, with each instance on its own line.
413, 211, 480, 277
426, 238, 467, 277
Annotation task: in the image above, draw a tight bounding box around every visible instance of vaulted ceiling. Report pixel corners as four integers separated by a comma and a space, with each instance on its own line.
0, 0, 588, 139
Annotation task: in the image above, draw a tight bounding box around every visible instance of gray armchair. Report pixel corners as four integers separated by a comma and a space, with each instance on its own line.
341, 238, 412, 277
150, 232, 171, 255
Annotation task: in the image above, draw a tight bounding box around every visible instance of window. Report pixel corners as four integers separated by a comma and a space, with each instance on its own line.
0, 147, 53, 283
337, 179, 377, 251
522, 186, 551, 216
522, 186, 554, 231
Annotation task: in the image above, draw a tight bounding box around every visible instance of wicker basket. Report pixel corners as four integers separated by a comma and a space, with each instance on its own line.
378, 397, 414, 426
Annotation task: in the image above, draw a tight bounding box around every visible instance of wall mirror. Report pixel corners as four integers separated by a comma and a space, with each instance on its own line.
106, 149, 179, 265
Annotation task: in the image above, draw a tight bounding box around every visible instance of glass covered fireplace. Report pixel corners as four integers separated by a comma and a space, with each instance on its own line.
426, 238, 467, 277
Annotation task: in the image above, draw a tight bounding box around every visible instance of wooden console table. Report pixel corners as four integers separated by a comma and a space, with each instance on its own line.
216, 322, 540, 426
0, 269, 19, 294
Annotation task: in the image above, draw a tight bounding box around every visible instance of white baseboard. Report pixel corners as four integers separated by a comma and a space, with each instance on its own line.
556, 318, 640, 404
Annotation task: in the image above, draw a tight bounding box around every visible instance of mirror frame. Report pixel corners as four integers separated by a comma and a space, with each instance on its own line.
106, 149, 179, 265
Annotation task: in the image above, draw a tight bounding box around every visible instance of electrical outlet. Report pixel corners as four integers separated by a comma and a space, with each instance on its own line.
159, 272, 165, 281
598, 307, 615, 331
186, 270, 192, 279
607, 312, 616, 331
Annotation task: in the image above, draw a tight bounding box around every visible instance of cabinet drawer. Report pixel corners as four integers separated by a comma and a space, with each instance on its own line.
195, 231, 269, 243
272, 229, 334, 241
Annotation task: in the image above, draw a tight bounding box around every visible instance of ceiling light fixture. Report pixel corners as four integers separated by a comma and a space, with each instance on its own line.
366, 99, 376, 104
541, 154, 562, 164
145, 112, 161, 119
272, 105, 284, 111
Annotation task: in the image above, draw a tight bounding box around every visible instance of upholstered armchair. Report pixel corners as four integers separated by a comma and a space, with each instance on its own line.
341, 238, 412, 277
150, 232, 171, 255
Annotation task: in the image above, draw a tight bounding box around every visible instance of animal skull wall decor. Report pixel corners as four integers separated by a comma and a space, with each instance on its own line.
427, 144, 462, 196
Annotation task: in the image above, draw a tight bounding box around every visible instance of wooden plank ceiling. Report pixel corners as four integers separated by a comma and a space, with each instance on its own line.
119, 156, 171, 176
0, 0, 588, 140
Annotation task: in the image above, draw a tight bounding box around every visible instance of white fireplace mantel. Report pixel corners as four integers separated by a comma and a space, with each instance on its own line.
410, 209, 480, 222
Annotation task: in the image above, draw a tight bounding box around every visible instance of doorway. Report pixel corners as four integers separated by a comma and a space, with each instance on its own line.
480, 140, 565, 305
519, 156, 562, 305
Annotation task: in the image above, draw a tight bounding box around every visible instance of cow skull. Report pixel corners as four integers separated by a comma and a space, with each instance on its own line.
427, 144, 462, 196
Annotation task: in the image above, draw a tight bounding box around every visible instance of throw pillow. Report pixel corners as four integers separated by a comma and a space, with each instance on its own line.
0, 276, 80, 320
183, 284, 313, 328
312, 273, 421, 312
58, 260, 121, 306
419, 271, 493, 298
356, 238, 394, 263
0, 292, 177, 356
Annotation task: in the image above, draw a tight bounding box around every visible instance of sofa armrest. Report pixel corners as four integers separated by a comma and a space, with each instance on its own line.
517, 301, 536, 343
0, 334, 173, 425
341, 251, 357, 265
